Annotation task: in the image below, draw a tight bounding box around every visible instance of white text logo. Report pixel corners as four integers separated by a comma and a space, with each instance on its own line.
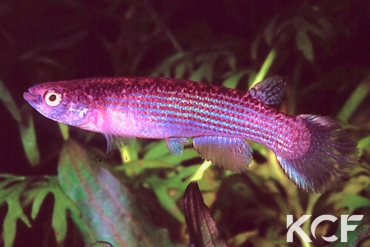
286, 214, 363, 242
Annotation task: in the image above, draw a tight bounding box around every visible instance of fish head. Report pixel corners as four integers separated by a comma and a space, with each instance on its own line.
23, 81, 94, 128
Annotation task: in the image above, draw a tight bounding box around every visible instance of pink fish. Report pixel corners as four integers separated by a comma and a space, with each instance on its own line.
23, 76, 358, 192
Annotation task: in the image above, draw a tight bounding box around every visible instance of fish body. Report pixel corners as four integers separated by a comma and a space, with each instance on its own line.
24, 76, 358, 192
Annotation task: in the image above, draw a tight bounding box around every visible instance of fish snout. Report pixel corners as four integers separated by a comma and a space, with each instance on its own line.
23, 90, 42, 105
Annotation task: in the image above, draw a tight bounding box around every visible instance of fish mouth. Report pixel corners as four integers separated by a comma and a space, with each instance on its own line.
23, 89, 42, 104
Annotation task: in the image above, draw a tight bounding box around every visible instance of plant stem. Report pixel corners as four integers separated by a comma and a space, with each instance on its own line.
289, 56, 304, 115
250, 48, 277, 87
190, 161, 212, 181
145, 2, 183, 53
337, 75, 370, 123
300, 193, 321, 247
119, 139, 138, 163
58, 123, 69, 140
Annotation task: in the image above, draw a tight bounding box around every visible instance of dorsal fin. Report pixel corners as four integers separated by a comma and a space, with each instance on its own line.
249, 76, 286, 105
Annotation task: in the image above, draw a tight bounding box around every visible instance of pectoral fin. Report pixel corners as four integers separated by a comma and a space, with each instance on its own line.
104, 134, 131, 152
166, 137, 189, 156
193, 136, 253, 172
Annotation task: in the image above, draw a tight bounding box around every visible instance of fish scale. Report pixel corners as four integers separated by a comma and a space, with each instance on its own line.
23, 76, 358, 192
101, 78, 292, 146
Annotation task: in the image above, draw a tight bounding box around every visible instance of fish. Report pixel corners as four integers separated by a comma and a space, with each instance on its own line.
23, 76, 358, 193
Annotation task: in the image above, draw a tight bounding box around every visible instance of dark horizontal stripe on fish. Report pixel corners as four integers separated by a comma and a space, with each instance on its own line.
103, 97, 281, 143
104, 90, 255, 116
104, 94, 263, 126
128, 105, 283, 148
104, 99, 267, 134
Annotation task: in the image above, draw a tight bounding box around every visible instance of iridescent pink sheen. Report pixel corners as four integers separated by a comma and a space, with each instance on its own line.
24, 77, 358, 192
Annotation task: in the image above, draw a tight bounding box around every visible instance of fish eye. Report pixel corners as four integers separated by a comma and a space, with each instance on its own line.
44, 89, 62, 107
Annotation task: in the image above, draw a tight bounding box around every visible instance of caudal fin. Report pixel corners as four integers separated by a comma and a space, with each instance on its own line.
276, 115, 359, 193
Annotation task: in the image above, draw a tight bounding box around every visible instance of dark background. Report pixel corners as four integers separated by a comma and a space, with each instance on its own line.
2, 0, 369, 174
0, 0, 369, 246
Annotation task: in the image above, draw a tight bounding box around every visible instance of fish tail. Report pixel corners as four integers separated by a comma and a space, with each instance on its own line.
276, 115, 359, 193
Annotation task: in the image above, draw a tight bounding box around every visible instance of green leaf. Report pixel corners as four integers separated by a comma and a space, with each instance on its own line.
190, 62, 212, 82
51, 195, 70, 244
4, 199, 31, 247
23, 176, 79, 245
336, 194, 370, 214
250, 36, 261, 60
51, 178, 80, 245
0, 80, 21, 123
0, 175, 31, 247
315, 17, 335, 40
250, 48, 276, 86
0, 176, 62, 247
148, 175, 185, 222
296, 30, 314, 62
159, 148, 198, 164
30, 186, 50, 219
337, 77, 370, 123
151, 52, 186, 77
358, 136, 370, 153
227, 55, 236, 70
58, 123, 69, 140
47, 29, 89, 51
190, 161, 213, 181
57, 139, 180, 246
86, 241, 115, 247
222, 70, 251, 89
264, 17, 277, 46
305, 21, 326, 40
115, 159, 174, 178
296, 17, 326, 40
175, 61, 186, 79
275, 19, 294, 37
330, 214, 370, 247
143, 140, 196, 162
118, 144, 198, 178
143, 140, 171, 159
146, 165, 200, 222
19, 107, 40, 166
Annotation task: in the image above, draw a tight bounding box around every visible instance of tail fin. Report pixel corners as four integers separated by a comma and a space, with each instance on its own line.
276, 115, 359, 193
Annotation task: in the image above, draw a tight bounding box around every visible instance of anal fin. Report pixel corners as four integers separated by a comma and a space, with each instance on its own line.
193, 136, 253, 172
